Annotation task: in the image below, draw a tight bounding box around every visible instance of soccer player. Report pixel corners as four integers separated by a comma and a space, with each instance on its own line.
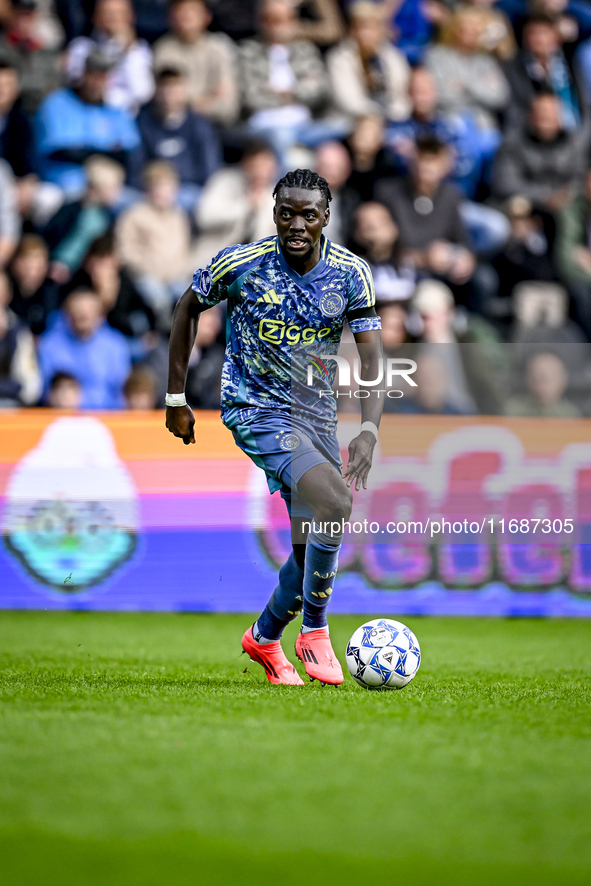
166, 169, 383, 686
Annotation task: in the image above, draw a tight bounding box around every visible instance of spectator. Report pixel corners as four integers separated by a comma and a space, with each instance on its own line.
508, 281, 591, 419
66, 232, 156, 341
193, 139, 278, 268
0, 158, 20, 269
378, 300, 414, 347
43, 155, 125, 283
291, 0, 345, 47
46, 371, 82, 409
315, 140, 358, 245
386, 65, 496, 200
514, 0, 591, 53
388, 0, 439, 65
25, 0, 65, 51
65, 0, 154, 115
132, 0, 169, 43
508, 280, 591, 416
492, 92, 589, 211
13, 173, 64, 232
495, 196, 556, 290
0, 0, 62, 113
129, 66, 222, 213
376, 298, 417, 414
203, 1, 253, 41
397, 350, 471, 414
576, 34, 591, 102
555, 165, 591, 338
0, 2, 13, 28
350, 202, 416, 303
439, 0, 517, 62
115, 160, 192, 329
346, 115, 397, 203
409, 277, 506, 414
9, 234, 59, 334
0, 59, 35, 177
34, 48, 140, 196
53, 0, 92, 44
185, 305, 225, 409
505, 350, 581, 416
123, 365, 158, 408
491, 196, 556, 329
326, 1, 411, 126
153, 0, 239, 127
504, 15, 584, 129
210, 0, 345, 47
240, 0, 336, 169
38, 287, 131, 408
0, 56, 64, 231
425, 6, 510, 131
0, 269, 41, 405
375, 136, 476, 295
512, 279, 570, 331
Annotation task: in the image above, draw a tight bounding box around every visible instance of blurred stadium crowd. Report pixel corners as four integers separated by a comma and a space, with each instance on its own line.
1, 0, 591, 416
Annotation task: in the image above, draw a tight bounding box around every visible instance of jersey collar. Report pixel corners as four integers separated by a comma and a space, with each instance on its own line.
276, 235, 329, 285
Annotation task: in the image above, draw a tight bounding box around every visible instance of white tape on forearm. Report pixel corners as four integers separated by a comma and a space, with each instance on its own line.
165, 393, 187, 407
360, 421, 378, 439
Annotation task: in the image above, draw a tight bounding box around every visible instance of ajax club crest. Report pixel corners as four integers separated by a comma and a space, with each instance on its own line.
320, 291, 345, 317
277, 431, 301, 451
199, 269, 212, 296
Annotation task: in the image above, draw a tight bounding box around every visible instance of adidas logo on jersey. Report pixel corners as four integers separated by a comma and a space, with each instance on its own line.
256, 288, 284, 304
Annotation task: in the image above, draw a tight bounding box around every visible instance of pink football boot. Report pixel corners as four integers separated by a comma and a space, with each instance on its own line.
295, 628, 344, 685
242, 627, 305, 686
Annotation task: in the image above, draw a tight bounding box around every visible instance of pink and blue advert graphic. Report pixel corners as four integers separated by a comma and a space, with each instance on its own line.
1, 411, 591, 617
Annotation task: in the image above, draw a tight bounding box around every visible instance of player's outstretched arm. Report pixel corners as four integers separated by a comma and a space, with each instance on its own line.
165, 286, 204, 445
343, 328, 384, 491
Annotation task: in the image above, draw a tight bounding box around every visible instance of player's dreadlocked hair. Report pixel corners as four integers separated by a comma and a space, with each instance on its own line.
272, 169, 332, 207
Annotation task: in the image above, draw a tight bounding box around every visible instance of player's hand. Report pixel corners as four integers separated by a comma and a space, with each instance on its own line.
165, 404, 196, 445
343, 431, 376, 491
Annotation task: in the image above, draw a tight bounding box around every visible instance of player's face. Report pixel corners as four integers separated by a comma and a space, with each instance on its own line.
273, 188, 329, 262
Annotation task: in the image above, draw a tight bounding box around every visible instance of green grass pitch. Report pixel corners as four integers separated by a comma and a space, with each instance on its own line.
1, 611, 590, 886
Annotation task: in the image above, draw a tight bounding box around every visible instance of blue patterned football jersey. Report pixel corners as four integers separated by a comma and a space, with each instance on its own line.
192, 235, 381, 429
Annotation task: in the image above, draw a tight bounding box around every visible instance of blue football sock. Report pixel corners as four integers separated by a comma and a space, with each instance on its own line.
302, 534, 340, 631
253, 551, 304, 641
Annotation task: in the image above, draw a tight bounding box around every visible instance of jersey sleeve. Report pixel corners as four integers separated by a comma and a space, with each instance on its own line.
191, 247, 234, 307
346, 258, 382, 335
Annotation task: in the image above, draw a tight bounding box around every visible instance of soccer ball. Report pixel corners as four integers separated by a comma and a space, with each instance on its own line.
346, 618, 421, 690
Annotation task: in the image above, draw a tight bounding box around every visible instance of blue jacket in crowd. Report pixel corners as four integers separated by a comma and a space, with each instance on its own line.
34, 88, 140, 193
38, 312, 131, 409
